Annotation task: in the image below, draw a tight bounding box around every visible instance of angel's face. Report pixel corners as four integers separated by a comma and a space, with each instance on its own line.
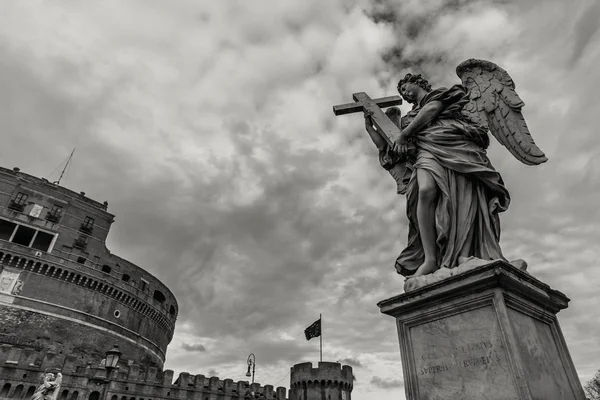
399, 82, 420, 104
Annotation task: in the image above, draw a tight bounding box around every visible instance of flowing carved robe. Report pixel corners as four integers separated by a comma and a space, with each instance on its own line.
380, 85, 510, 276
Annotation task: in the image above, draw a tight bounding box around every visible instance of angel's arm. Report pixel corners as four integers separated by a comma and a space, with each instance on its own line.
399, 101, 443, 138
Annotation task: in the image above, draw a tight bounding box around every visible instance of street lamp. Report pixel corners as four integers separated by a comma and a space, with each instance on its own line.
246, 353, 256, 384
105, 345, 122, 377
101, 345, 121, 400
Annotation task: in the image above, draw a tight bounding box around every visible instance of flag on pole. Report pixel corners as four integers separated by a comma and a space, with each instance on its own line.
304, 318, 321, 341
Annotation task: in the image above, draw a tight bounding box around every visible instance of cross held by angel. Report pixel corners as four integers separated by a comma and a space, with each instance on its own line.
333, 59, 547, 278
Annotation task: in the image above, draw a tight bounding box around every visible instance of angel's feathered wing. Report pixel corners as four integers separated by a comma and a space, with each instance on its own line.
456, 59, 548, 166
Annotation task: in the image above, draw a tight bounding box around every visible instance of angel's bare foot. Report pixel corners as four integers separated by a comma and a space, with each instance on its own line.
412, 260, 439, 277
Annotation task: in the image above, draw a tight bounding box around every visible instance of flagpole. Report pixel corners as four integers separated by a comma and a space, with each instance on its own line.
319, 313, 322, 362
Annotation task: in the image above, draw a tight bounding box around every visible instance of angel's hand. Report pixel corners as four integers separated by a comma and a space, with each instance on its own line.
393, 133, 409, 155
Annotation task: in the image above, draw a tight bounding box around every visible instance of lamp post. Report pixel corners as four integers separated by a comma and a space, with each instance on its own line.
246, 353, 256, 384
101, 345, 121, 400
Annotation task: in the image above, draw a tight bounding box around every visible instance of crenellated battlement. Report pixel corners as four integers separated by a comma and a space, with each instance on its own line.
290, 362, 353, 386
289, 362, 352, 400
0, 344, 287, 399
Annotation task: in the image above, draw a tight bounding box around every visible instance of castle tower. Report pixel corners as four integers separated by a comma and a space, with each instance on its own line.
289, 362, 353, 400
0, 166, 177, 370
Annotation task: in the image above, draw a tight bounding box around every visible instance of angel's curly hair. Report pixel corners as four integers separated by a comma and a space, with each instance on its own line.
397, 73, 432, 94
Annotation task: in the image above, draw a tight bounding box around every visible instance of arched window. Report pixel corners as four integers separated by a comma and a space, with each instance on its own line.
11, 385, 23, 399
153, 290, 166, 303
111, 396, 118, 400
26, 387, 36, 399
60, 390, 69, 400
1, 384, 11, 398
169, 305, 176, 315
88, 392, 100, 400
70, 391, 79, 400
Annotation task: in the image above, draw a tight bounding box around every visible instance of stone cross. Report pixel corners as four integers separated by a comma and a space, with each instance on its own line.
333, 92, 403, 146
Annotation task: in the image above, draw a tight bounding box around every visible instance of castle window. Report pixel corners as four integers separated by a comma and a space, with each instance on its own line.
46, 205, 63, 223
77, 256, 86, 265
0, 219, 55, 252
80, 216, 94, 234
169, 305, 176, 315
8, 192, 28, 211
140, 279, 148, 292
70, 391, 79, 400
12, 225, 36, 247
153, 290, 166, 304
11, 385, 24, 399
102, 265, 112, 274
0, 384, 11, 398
60, 390, 69, 400
88, 392, 100, 400
14, 192, 28, 205
26, 387, 36, 399
73, 235, 88, 250
0, 219, 17, 241
122, 274, 131, 282
31, 231, 54, 252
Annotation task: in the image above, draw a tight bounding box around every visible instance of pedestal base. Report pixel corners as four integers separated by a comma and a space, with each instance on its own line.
377, 261, 586, 400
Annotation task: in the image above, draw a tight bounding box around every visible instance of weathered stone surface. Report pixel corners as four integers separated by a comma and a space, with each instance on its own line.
378, 260, 586, 400
404, 256, 528, 293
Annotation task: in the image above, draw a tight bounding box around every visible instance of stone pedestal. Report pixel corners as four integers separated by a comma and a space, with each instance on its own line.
377, 261, 586, 400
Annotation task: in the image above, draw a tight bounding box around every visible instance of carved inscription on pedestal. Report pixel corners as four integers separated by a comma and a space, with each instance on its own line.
409, 306, 518, 400
418, 340, 501, 376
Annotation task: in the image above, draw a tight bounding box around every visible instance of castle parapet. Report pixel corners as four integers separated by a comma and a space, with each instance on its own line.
0, 344, 288, 399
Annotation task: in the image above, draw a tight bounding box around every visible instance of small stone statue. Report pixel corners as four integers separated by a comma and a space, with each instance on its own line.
31, 372, 62, 400
11, 280, 23, 295
359, 59, 546, 279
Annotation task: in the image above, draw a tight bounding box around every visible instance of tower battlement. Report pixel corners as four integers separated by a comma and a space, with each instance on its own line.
290, 362, 352, 400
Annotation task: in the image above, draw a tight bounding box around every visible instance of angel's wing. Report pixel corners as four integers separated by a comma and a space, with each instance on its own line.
48, 373, 63, 400
456, 59, 548, 166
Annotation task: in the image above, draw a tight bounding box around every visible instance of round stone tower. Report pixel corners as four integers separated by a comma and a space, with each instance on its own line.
0, 166, 177, 370
290, 362, 353, 400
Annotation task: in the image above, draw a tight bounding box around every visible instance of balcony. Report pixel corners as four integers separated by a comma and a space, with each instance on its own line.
79, 224, 93, 234
73, 238, 87, 250
8, 201, 25, 212
45, 213, 61, 223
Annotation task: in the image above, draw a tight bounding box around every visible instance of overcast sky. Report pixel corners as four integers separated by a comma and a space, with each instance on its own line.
1, 0, 599, 399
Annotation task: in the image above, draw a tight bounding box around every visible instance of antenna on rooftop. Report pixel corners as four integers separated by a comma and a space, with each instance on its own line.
51, 148, 76, 186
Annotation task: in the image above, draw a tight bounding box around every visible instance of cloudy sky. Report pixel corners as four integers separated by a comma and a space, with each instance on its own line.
1, 0, 599, 398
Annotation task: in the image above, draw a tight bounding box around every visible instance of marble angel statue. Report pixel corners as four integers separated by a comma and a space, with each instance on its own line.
363, 59, 547, 279
30, 372, 62, 400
